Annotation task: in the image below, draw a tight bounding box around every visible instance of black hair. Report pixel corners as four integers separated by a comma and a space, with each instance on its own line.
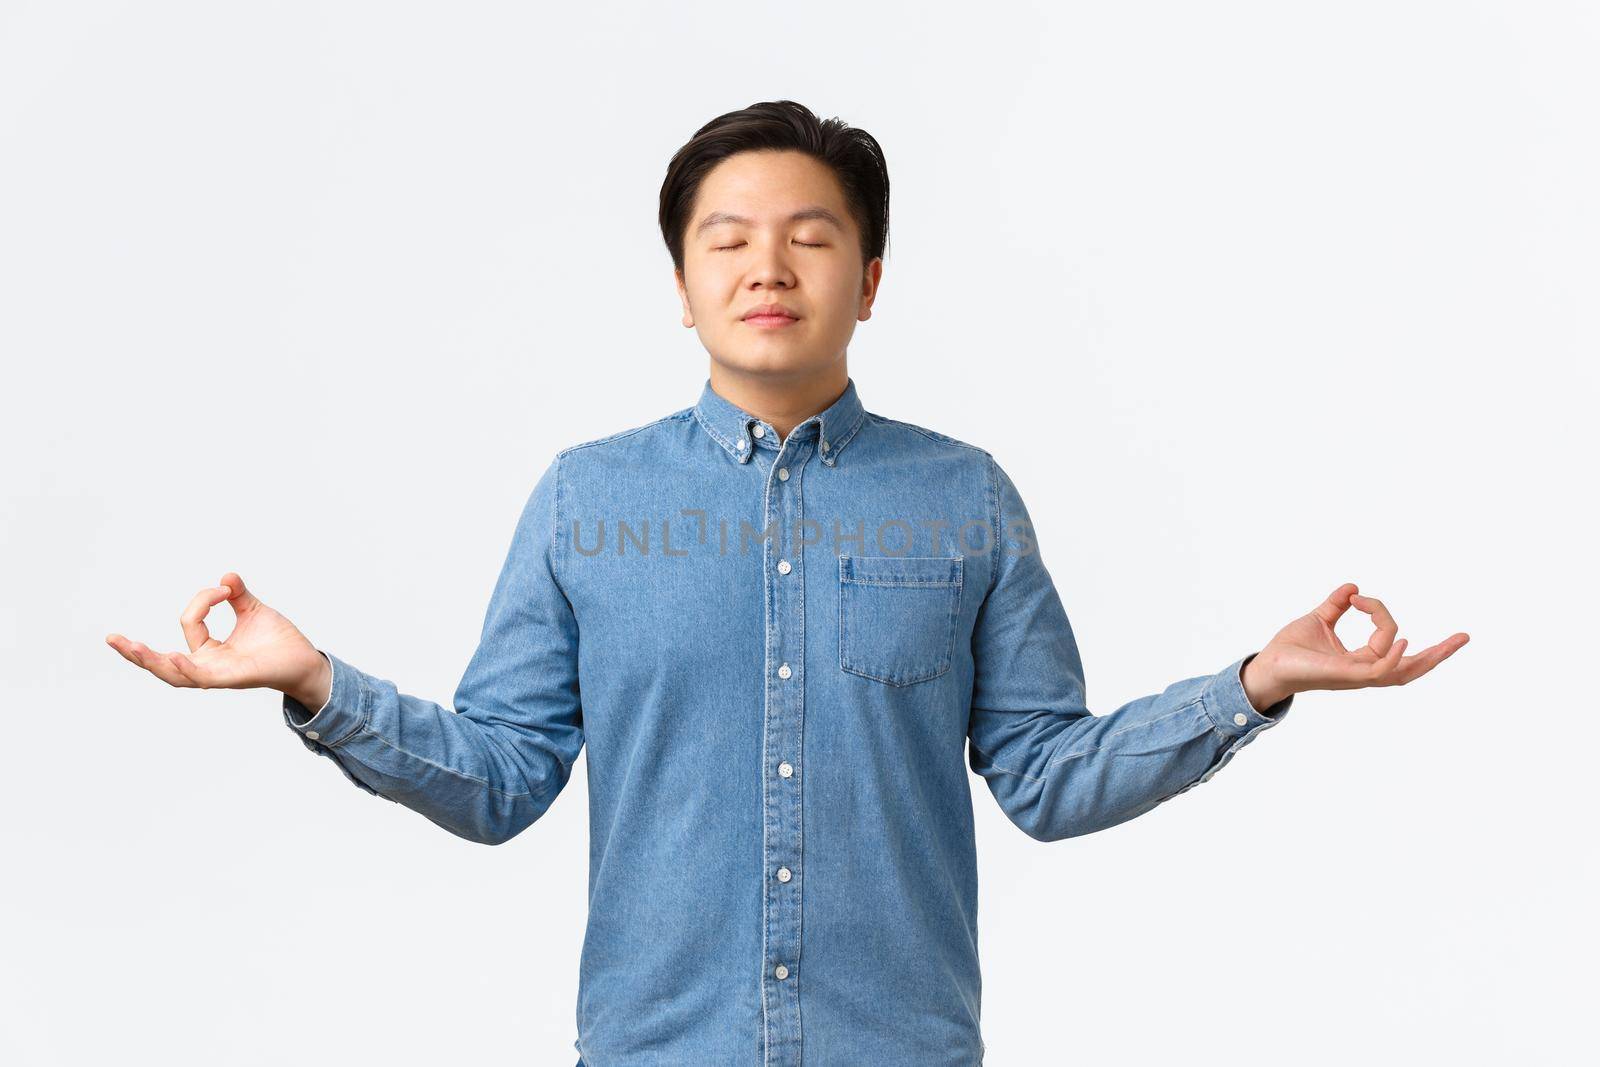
658, 99, 890, 275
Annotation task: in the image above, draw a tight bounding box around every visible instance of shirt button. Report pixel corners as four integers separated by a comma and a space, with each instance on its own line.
777, 662, 792, 680
752, 424, 765, 438
778, 467, 789, 481
777, 559, 791, 575
774, 964, 789, 980
777, 866, 791, 882
1233, 712, 1249, 726
304, 730, 320, 741
820, 439, 829, 452
736, 438, 747, 451
778, 761, 793, 778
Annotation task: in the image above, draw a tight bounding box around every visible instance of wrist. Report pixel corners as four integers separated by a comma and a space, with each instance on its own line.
285, 648, 333, 712
1241, 652, 1290, 713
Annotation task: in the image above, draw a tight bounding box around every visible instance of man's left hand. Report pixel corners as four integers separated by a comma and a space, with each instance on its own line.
1241, 582, 1470, 711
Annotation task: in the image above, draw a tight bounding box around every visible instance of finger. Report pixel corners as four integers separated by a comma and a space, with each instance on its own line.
1311, 583, 1358, 627
1321, 635, 1406, 687
168, 651, 214, 689
106, 633, 146, 667
180, 585, 234, 653
1367, 637, 1408, 684
1348, 593, 1400, 657
220, 572, 262, 613
1387, 632, 1471, 686
125, 640, 197, 688
1312, 583, 1359, 652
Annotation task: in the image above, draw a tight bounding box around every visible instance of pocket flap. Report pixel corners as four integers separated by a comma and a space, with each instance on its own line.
839, 554, 963, 586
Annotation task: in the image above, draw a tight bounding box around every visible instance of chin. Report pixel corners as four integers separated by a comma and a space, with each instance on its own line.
709, 345, 828, 378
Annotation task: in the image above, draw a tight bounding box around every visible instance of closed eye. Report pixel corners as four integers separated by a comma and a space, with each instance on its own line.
713, 241, 826, 251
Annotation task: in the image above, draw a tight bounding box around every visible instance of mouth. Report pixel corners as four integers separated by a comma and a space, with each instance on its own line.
743, 313, 800, 329
742, 302, 801, 328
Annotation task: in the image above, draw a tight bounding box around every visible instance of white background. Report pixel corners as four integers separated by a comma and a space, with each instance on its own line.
2, 2, 1594, 1064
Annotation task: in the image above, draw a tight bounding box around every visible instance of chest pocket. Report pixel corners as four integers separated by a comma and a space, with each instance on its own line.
838, 554, 964, 686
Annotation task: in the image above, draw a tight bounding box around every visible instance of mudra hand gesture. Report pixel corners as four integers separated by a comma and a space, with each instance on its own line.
105, 571, 329, 704
1240, 582, 1470, 711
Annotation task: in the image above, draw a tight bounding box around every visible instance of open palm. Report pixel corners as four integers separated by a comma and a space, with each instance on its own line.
106, 571, 320, 691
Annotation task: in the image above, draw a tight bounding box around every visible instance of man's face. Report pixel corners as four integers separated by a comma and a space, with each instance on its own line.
676, 149, 882, 380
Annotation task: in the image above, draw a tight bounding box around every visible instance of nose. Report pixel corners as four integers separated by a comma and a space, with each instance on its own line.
748, 243, 796, 289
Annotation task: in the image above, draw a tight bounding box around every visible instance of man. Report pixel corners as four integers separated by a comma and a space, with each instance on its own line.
107, 100, 1468, 1065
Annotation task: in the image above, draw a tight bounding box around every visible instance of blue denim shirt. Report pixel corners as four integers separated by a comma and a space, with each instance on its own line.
283, 376, 1292, 1065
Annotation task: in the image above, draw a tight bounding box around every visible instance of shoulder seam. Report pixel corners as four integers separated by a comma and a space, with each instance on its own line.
549, 450, 572, 602
986, 453, 1001, 598
864, 413, 994, 459
556, 408, 690, 458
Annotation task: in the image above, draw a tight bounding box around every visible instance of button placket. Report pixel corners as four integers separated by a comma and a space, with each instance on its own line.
760, 432, 812, 1066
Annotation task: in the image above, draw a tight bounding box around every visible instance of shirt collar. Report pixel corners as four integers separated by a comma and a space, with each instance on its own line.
692, 376, 868, 468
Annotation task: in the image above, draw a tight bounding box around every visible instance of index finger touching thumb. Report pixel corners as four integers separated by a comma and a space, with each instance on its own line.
219, 571, 261, 611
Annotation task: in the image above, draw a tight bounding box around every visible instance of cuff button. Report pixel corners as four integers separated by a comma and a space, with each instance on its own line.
1232, 713, 1248, 727
305, 730, 320, 740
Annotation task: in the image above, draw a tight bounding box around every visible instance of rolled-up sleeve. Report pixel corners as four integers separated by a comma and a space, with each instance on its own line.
966, 456, 1292, 842
281, 452, 584, 845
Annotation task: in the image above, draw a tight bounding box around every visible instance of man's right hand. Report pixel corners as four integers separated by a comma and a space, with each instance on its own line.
106, 571, 332, 710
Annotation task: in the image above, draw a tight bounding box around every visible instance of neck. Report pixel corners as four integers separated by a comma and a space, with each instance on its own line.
707, 361, 849, 442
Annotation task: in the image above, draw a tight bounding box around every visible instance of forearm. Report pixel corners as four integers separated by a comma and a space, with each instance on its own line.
969, 654, 1293, 842
282, 649, 576, 845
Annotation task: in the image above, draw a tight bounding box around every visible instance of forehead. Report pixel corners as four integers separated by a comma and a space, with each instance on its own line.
691, 150, 852, 228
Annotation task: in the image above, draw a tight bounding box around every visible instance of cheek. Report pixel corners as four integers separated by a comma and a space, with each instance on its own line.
685, 268, 740, 305
824, 263, 865, 297
820, 274, 864, 317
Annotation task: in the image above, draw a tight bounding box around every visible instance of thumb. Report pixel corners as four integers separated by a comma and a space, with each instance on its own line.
219, 571, 262, 612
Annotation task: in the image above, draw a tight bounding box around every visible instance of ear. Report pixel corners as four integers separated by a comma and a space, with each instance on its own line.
858, 257, 884, 322
674, 267, 694, 327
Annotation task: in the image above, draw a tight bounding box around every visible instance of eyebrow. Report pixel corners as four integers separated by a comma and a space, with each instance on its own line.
694, 207, 846, 237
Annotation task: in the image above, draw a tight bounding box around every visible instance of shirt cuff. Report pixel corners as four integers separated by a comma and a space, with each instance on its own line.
282, 649, 368, 747
281, 650, 387, 799
1201, 652, 1294, 738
